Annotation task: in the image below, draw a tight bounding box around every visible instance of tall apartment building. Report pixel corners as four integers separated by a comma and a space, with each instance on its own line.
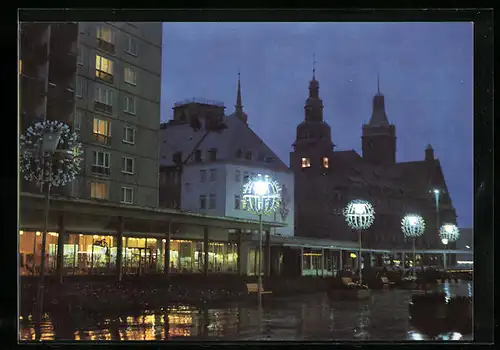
20, 22, 162, 207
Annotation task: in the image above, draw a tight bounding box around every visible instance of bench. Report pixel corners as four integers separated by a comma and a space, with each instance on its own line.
246, 283, 272, 295
380, 276, 396, 287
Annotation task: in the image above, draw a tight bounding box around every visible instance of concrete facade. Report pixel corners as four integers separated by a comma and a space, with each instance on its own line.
73, 22, 162, 207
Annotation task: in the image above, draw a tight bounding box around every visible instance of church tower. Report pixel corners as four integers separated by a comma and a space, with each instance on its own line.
233, 71, 248, 124
361, 76, 397, 166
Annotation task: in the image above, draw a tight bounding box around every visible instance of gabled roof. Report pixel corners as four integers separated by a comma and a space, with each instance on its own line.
159, 114, 289, 171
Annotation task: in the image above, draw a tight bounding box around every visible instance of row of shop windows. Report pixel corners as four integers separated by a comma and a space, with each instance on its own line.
19, 231, 237, 276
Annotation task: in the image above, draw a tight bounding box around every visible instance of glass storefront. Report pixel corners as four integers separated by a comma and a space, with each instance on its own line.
19, 231, 59, 276
247, 247, 263, 276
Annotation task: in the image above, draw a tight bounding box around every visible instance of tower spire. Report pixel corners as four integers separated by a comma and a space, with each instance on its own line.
377, 71, 380, 94
312, 52, 316, 79
235, 69, 243, 113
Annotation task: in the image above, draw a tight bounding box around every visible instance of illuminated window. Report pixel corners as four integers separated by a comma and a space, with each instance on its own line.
124, 67, 137, 85
95, 55, 113, 75
301, 157, 311, 168
322, 157, 329, 168
94, 86, 113, 105
124, 96, 136, 114
97, 26, 114, 44
90, 181, 109, 200
121, 187, 134, 204
126, 36, 138, 56
93, 118, 110, 136
122, 156, 135, 174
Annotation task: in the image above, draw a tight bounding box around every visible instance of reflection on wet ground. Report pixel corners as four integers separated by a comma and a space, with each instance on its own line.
19, 281, 472, 342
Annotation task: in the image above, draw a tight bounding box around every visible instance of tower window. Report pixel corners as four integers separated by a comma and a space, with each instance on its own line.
322, 157, 329, 168
301, 157, 311, 168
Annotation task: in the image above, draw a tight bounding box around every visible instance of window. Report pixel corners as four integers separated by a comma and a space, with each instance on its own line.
95, 86, 113, 105
122, 157, 135, 174
243, 172, 249, 183
194, 150, 202, 162
123, 126, 135, 144
97, 26, 114, 44
235, 170, 241, 182
124, 96, 136, 114
95, 55, 113, 76
76, 76, 83, 98
91, 181, 109, 200
126, 36, 138, 56
209, 194, 216, 209
199, 195, 206, 210
73, 112, 81, 131
209, 169, 217, 182
93, 118, 111, 145
200, 170, 207, 183
124, 67, 137, 85
234, 195, 241, 210
121, 187, 134, 204
92, 151, 110, 175
77, 46, 84, 66
301, 157, 311, 168
322, 157, 329, 168
245, 152, 252, 160
208, 148, 217, 161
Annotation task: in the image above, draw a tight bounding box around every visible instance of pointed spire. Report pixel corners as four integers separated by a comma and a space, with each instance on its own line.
377, 71, 380, 94
312, 52, 316, 80
235, 69, 243, 113
369, 73, 389, 126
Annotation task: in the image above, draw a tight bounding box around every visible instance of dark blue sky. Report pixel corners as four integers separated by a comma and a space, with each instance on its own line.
161, 22, 473, 228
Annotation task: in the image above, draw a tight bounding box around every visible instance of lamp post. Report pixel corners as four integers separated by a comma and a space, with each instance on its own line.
401, 214, 426, 278
343, 200, 375, 285
439, 224, 459, 271
20, 121, 83, 327
242, 174, 281, 309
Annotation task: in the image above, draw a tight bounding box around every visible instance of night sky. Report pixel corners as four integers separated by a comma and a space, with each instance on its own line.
161, 22, 473, 228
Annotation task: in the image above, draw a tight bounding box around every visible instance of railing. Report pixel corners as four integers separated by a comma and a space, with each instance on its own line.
94, 100, 113, 114
91, 165, 110, 176
96, 70, 114, 84
97, 38, 116, 54
92, 133, 111, 146
174, 97, 225, 107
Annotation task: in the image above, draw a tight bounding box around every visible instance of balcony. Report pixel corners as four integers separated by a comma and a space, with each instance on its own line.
94, 101, 113, 114
92, 133, 111, 146
97, 38, 115, 54
91, 165, 110, 176
96, 70, 114, 84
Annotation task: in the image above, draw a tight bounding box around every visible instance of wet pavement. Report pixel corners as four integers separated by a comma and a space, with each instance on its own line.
19, 280, 473, 342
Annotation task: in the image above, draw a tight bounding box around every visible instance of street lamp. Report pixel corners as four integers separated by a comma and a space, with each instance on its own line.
439, 224, 459, 271
343, 199, 375, 285
401, 214, 426, 278
20, 120, 83, 326
242, 174, 281, 308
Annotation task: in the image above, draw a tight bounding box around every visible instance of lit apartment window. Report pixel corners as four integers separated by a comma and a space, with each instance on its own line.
124, 96, 136, 114
322, 157, 329, 168
95, 86, 113, 106
209, 194, 216, 209
234, 195, 241, 210
301, 157, 311, 168
92, 151, 110, 175
93, 118, 111, 145
123, 126, 135, 144
209, 169, 217, 182
126, 36, 138, 56
122, 156, 135, 174
199, 195, 206, 209
235, 170, 241, 182
200, 170, 206, 183
124, 67, 137, 85
95, 55, 114, 83
77, 46, 84, 66
90, 181, 109, 200
76, 76, 83, 98
121, 187, 134, 204
73, 112, 81, 131
97, 26, 115, 44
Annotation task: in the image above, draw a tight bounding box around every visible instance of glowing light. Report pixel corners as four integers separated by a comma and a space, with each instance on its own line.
457, 260, 473, 264
241, 174, 281, 216
19, 230, 24, 236
93, 235, 98, 239
439, 223, 459, 243
465, 245, 470, 249
441, 238, 449, 245
401, 214, 426, 238
36, 231, 41, 236
433, 189, 440, 194
162, 239, 166, 243
349, 253, 357, 258
343, 199, 375, 230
